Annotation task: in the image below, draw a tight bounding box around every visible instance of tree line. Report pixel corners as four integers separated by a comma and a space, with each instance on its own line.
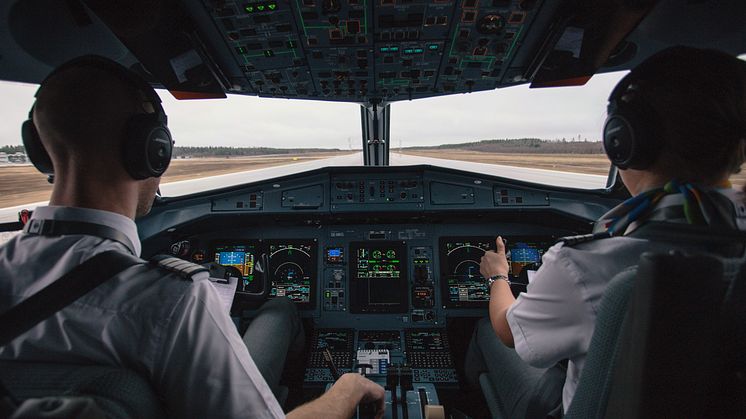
403, 138, 604, 154
0, 145, 25, 154
172, 146, 343, 157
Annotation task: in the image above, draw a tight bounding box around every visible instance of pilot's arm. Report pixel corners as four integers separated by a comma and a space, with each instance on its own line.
480, 236, 516, 347
151, 275, 385, 419
482, 238, 592, 367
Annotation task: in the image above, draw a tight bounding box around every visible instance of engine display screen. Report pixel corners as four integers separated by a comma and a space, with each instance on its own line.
268, 240, 317, 308
213, 242, 261, 294
349, 242, 408, 313
439, 236, 549, 307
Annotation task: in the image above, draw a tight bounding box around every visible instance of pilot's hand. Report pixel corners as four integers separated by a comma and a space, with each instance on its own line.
480, 236, 509, 279
334, 373, 385, 418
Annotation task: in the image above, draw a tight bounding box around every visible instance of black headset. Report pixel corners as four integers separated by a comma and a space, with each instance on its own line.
22, 55, 173, 181
603, 72, 662, 170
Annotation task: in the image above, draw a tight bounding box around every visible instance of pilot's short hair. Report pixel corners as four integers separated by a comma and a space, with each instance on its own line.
628, 46, 746, 180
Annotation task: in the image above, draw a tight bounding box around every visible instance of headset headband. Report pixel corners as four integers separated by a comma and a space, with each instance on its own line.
33, 55, 167, 124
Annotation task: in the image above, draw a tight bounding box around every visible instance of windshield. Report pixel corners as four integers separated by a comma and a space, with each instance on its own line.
390, 71, 625, 189
2, 63, 745, 220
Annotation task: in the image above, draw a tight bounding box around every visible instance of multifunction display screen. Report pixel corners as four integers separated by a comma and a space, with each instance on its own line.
268, 241, 317, 307
439, 237, 549, 307
213, 242, 261, 294
349, 242, 408, 313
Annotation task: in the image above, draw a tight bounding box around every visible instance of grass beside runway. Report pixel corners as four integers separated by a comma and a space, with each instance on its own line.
0, 152, 353, 208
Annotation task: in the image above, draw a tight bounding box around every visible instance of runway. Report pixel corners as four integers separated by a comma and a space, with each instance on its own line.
0, 153, 606, 223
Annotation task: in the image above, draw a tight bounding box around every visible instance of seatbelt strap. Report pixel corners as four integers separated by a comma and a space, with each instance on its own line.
23, 219, 138, 256
0, 250, 144, 347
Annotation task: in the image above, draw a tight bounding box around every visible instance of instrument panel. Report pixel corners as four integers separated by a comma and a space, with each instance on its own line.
185, 227, 560, 322
146, 167, 614, 324
145, 166, 613, 392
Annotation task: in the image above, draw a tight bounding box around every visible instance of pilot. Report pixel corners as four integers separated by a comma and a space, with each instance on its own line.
0, 56, 384, 418
465, 46, 746, 418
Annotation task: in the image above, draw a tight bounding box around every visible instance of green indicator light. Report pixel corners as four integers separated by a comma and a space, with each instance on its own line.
257, 5, 265, 10
413, 48, 423, 53
404, 48, 414, 54
236, 46, 247, 54
268, 3, 277, 9
390, 46, 399, 52
264, 49, 274, 57
325, 291, 331, 298
380, 47, 390, 52
428, 44, 439, 50
245, 5, 254, 12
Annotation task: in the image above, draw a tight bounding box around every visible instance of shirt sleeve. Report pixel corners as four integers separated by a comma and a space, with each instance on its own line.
506, 243, 595, 369
152, 277, 285, 419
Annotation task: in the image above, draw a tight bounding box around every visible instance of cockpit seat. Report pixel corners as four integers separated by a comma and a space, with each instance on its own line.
565, 250, 746, 418
0, 361, 166, 419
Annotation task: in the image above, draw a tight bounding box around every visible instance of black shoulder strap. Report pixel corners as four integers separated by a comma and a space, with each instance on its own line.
24, 219, 138, 256
0, 250, 144, 347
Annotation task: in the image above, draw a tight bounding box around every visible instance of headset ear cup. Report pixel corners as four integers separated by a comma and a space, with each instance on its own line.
22, 119, 55, 176
124, 114, 173, 180
603, 114, 635, 170
604, 106, 660, 171
147, 126, 173, 176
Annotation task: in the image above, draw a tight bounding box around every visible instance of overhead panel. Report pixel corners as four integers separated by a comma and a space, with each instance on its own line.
201, 0, 544, 102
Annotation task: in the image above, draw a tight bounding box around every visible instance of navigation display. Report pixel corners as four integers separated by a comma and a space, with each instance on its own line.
213, 242, 261, 294
268, 240, 317, 308
440, 237, 493, 307
439, 236, 549, 307
349, 242, 408, 313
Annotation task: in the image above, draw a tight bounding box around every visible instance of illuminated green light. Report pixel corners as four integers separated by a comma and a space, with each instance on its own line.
428, 44, 439, 50
268, 3, 277, 9
245, 5, 254, 12
404, 48, 414, 54
264, 49, 274, 57
236, 46, 247, 54
390, 46, 399, 52
413, 48, 424, 53
257, 5, 265, 10
380, 47, 390, 52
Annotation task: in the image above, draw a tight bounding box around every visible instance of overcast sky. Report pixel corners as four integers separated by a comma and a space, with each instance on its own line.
0, 71, 628, 150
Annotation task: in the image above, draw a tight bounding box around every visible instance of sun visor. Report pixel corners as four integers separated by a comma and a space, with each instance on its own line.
527, 0, 657, 89
83, 0, 228, 100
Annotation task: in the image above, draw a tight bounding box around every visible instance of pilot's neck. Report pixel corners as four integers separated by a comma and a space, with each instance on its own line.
48, 172, 139, 220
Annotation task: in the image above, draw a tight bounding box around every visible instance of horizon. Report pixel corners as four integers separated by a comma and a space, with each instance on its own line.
1, 136, 606, 153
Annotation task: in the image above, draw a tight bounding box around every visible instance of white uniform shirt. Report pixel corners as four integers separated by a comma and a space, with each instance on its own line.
506, 189, 746, 410
0, 206, 284, 419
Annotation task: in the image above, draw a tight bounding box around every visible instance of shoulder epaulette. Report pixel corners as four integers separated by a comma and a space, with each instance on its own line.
150, 254, 209, 280
557, 232, 612, 247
